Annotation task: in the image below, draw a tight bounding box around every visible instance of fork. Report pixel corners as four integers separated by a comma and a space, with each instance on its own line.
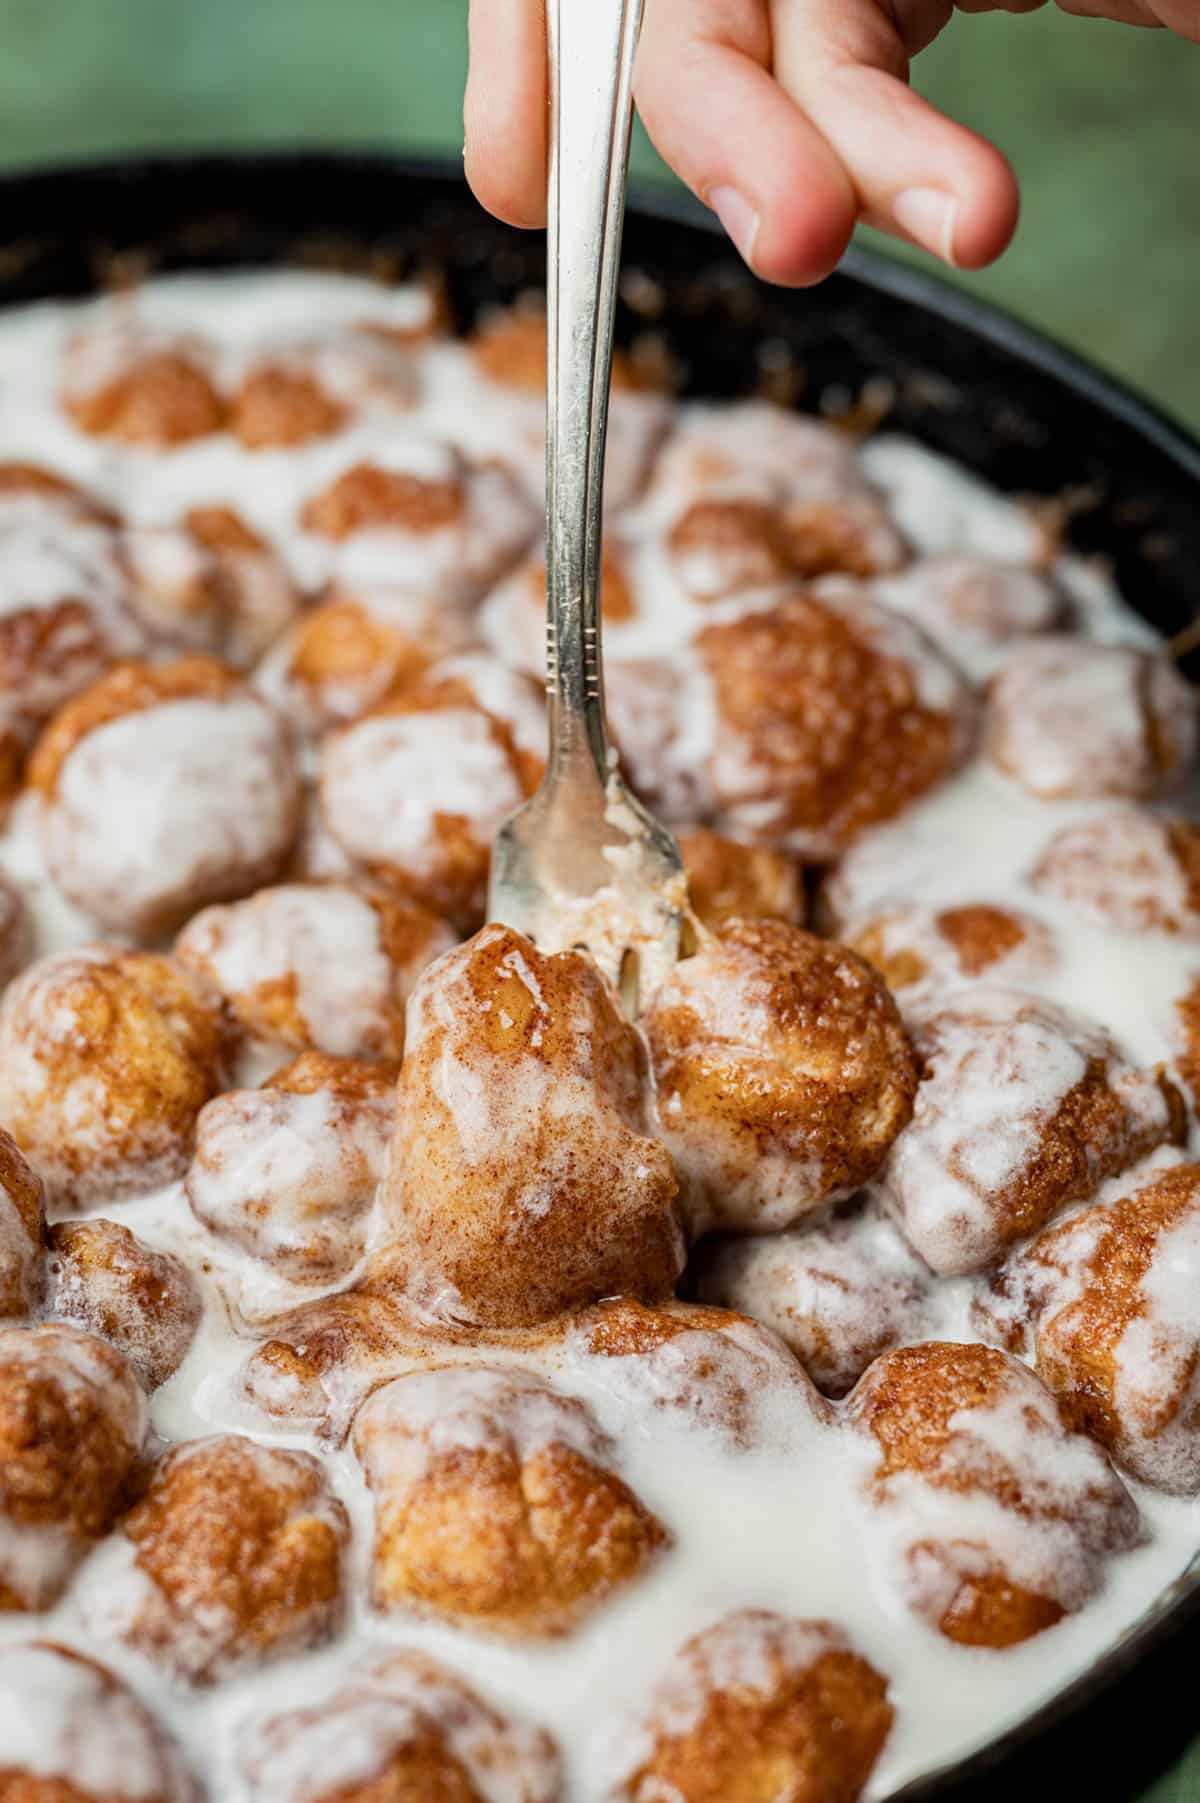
488, 0, 688, 1014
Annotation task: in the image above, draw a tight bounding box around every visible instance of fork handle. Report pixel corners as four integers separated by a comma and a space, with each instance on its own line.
544, 0, 644, 788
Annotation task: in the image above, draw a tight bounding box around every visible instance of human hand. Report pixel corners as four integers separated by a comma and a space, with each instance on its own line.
464, 1, 1199, 285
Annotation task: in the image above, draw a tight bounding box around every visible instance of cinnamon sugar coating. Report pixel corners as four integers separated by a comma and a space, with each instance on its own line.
847, 902, 1055, 998
609, 1609, 892, 1803
1031, 805, 1200, 935
0, 948, 231, 1210
352, 1366, 668, 1637
0, 1322, 145, 1611
847, 1342, 1141, 1648
115, 1435, 348, 1686
975, 1161, 1200, 1492
45, 1218, 201, 1391
879, 988, 1186, 1275
0, 1130, 45, 1319
382, 925, 684, 1327
678, 828, 804, 932
644, 921, 916, 1235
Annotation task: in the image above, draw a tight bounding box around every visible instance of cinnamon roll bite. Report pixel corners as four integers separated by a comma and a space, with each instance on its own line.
110, 1435, 348, 1685
45, 1218, 202, 1391
230, 327, 419, 447
847, 1342, 1141, 1648
975, 1160, 1200, 1493
31, 656, 302, 938
123, 505, 301, 667
0, 1322, 145, 1610
846, 901, 1056, 1001
0, 1128, 45, 1318
63, 317, 224, 444
878, 988, 1185, 1275
677, 827, 804, 932
643, 921, 915, 1236
352, 1366, 668, 1637
237, 1648, 561, 1803
0, 1641, 198, 1802
176, 881, 453, 1062
382, 925, 684, 1327
986, 638, 1198, 800
1031, 805, 1200, 936
0, 948, 231, 1209
608, 1609, 892, 1803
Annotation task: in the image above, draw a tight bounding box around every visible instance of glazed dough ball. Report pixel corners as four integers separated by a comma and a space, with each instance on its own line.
678, 828, 804, 932
846, 1342, 1141, 1648
878, 987, 1185, 1275
0, 463, 145, 727
237, 1648, 560, 1803
0, 1128, 45, 1318
695, 1199, 934, 1398
255, 584, 476, 732
0, 1641, 198, 1803
112, 1434, 348, 1686
318, 678, 538, 930
557, 1296, 832, 1449
467, 307, 670, 510
301, 436, 537, 604
0, 872, 32, 992
865, 553, 1066, 677
643, 921, 916, 1235
975, 1161, 1200, 1494
352, 1365, 668, 1637
667, 490, 907, 593
176, 881, 454, 1062
123, 506, 301, 667
609, 1609, 892, 1803
230, 328, 418, 447
846, 901, 1056, 1000
186, 1054, 395, 1289
0, 1321, 146, 1610
695, 589, 974, 856
63, 318, 225, 445
1031, 805, 1200, 935
31, 656, 303, 938
46, 1218, 202, 1391
382, 925, 684, 1327
0, 947, 231, 1210
986, 638, 1198, 800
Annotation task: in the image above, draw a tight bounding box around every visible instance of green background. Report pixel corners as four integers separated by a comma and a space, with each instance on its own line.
0, 2, 1196, 1797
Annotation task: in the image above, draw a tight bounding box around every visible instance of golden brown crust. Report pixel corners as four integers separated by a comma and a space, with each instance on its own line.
615, 1611, 892, 1803
266, 1049, 400, 1099
284, 594, 438, 707
231, 365, 348, 448
678, 829, 803, 932
669, 497, 900, 597
65, 352, 225, 445
45, 1218, 201, 1391
121, 1435, 348, 1685
644, 921, 915, 1234
697, 594, 967, 854
302, 463, 463, 538
29, 655, 242, 798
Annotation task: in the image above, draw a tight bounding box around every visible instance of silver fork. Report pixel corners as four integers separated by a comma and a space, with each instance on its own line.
488, 0, 688, 1014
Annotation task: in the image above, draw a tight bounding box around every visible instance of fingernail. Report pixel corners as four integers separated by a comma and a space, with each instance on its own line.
708, 185, 760, 268
892, 188, 959, 266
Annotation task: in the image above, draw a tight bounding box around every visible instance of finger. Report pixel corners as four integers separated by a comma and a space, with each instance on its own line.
635, 0, 858, 286
464, 0, 549, 229
771, 0, 1021, 269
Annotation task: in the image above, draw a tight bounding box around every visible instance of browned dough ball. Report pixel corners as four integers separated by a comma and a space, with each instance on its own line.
668, 492, 906, 595
0, 1322, 145, 1611
677, 827, 804, 932
846, 901, 1056, 999
113, 1434, 348, 1686
352, 1365, 668, 1638
381, 925, 684, 1328
975, 1161, 1200, 1493
63, 321, 225, 446
847, 1342, 1141, 1648
30, 656, 302, 938
0, 1641, 198, 1801
1031, 805, 1200, 935
45, 1218, 201, 1391
986, 638, 1198, 800
237, 1647, 561, 1803
0, 947, 231, 1210
608, 1609, 892, 1803
644, 921, 916, 1235
0, 1129, 45, 1318
229, 329, 418, 449
878, 987, 1186, 1275
695, 589, 974, 857
123, 505, 301, 667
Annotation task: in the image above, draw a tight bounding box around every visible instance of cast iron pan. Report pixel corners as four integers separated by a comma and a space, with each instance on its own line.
1, 152, 1196, 1800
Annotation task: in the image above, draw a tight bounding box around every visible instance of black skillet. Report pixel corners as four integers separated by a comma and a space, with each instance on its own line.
1, 150, 1196, 1801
